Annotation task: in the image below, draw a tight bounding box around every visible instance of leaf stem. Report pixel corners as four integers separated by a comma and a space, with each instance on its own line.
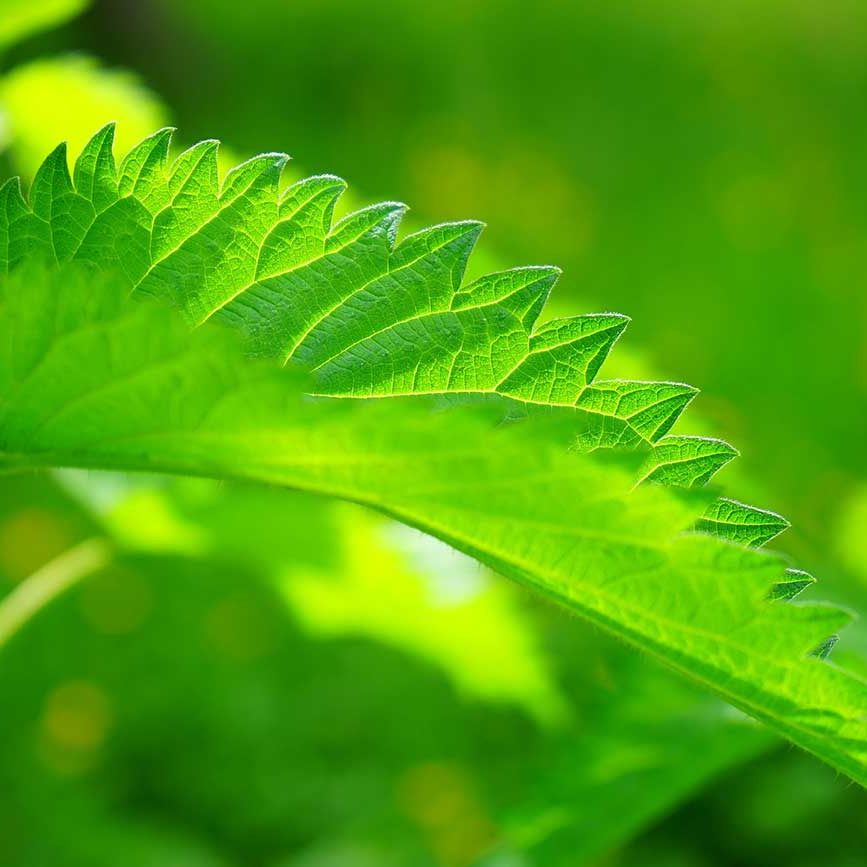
0, 538, 110, 652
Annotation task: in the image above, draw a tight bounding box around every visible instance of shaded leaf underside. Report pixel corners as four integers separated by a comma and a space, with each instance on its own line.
1, 125, 866, 785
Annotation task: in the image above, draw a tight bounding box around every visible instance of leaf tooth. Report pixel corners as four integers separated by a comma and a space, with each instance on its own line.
0, 175, 28, 210
28, 143, 100, 262
452, 265, 561, 329
696, 497, 790, 548
0, 175, 30, 224
769, 568, 816, 602
219, 151, 289, 202
0, 177, 51, 273
254, 176, 348, 280
638, 435, 738, 488
118, 126, 175, 202
577, 379, 698, 443
496, 313, 629, 405
147, 141, 222, 264
627, 393, 697, 441
326, 200, 407, 252
168, 138, 220, 197
30, 141, 73, 219
810, 635, 841, 661
279, 173, 347, 221
72, 122, 118, 209
392, 220, 483, 294
530, 312, 630, 351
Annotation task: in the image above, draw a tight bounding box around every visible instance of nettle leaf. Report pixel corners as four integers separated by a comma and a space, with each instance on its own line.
1, 125, 866, 785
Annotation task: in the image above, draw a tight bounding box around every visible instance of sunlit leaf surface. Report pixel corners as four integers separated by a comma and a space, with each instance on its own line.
0, 128, 865, 787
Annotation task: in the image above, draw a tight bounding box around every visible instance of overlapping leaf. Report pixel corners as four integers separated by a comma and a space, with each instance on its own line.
1, 126, 866, 785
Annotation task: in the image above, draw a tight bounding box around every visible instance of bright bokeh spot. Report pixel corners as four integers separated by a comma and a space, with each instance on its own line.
284, 507, 569, 726
0, 55, 167, 178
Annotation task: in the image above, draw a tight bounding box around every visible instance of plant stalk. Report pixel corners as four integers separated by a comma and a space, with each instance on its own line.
0, 538, 110, 652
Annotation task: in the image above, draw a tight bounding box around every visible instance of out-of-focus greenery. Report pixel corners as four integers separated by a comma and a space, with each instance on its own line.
1, 1, 867, 865
0, 0, 86, 49
0, 55, 166, 176
0, 472, 773, 866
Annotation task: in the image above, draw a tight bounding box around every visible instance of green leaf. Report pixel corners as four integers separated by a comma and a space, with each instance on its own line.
638, 435, 739, 487
1, 127, 866, 787
696, 497, 790, 548
769, 568, 817, 603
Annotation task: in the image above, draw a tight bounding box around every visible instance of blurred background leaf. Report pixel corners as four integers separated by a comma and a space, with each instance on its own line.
0, 54, 166, 176
0, 0, 87, 49
0, 472, 773, 866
